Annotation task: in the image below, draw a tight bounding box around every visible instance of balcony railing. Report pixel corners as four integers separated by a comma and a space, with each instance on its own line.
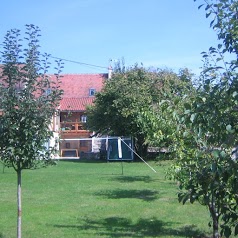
60, 121, 85, 131
60, 121, 90, 136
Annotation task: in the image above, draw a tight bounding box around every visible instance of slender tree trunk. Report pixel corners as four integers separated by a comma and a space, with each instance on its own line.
135, 135, 148, 158
208, 194, 219, 238
211, 213, 219, 238
17, 169, 22, 238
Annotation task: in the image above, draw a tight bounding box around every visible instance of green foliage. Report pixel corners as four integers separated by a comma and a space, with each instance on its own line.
170, 74, 238, 236
173, 144, 238, 237
86, 66, 193, 157
137, 68, 194, 154
0, 24, 63, 237
168, 1, 238, 237
87, 66, 156, 156
87, 65, 153, 134
0, 25, 63, 171
195, 0, 238, 57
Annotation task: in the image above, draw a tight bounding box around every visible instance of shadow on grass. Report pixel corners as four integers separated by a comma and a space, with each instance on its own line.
58, 158, 105, 163
0, 232, 4, 238
53, 217, 209, 237
111, 175, 154, 183
95, 189, 159, 201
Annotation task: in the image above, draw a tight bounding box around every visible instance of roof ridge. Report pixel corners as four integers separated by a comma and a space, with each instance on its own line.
62, 97, 95, 99
51, 73, 108, 76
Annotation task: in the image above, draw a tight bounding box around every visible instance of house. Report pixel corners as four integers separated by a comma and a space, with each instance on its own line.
54, 72, 111, 158
0, 64, 112, 158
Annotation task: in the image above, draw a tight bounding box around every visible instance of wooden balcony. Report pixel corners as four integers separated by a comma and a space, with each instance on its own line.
60, 121, 91, 139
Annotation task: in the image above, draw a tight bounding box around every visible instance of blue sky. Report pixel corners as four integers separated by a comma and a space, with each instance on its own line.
0, 0, 218, 75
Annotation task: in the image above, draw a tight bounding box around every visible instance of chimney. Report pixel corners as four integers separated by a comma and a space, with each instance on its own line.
108, 65, 113, 79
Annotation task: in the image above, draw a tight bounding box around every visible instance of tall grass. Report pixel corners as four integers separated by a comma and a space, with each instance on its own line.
0, 160, 213, 238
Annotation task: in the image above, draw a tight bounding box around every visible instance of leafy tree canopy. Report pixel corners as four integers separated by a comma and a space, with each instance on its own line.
0, 25, 63, 171
86, 65, 194, 156
0, 24, 63, 238
168, 1, 238, 237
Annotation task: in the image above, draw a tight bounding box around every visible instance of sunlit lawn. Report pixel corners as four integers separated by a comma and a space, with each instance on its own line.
0, 159, 214, 238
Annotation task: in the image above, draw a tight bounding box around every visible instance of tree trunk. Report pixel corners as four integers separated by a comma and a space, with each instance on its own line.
135, 135, 148, 158
208, 197, 220, 238
212, 218, 219, 238
17, 169, 22, 238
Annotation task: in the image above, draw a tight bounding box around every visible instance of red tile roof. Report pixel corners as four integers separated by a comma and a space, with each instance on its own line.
51, 73, 108, 111
0, 72, 107, 111
57, 74, 107, 98
60, 97, 94, 111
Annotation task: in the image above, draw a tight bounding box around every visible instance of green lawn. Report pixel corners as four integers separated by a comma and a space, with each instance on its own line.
0, 160, 213, 238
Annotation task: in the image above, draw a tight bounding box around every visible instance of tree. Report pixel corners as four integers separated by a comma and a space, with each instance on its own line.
168, 1, 238, 237
0, 25, 63, 238
137, 68, 194, 157
171, 75, 238, 237
86, 65, 152, 156
86, 65, 193, 157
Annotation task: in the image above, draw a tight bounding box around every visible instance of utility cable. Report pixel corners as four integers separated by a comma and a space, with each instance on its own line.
120, 137, 157, 173
48, 55, 108, 70
0, 43, 108, 70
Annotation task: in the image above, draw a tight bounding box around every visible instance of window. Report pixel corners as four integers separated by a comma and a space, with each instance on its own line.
80, 141, 88, 147
45, 88, 51, 95
81, 115, 87, 123
89, 88, 96, 96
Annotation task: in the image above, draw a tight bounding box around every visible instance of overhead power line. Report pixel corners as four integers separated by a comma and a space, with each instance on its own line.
48, 55, 108, 70
0, 43, 109, 70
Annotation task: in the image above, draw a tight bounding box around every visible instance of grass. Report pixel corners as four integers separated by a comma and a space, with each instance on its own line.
0, 159, 214, 238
